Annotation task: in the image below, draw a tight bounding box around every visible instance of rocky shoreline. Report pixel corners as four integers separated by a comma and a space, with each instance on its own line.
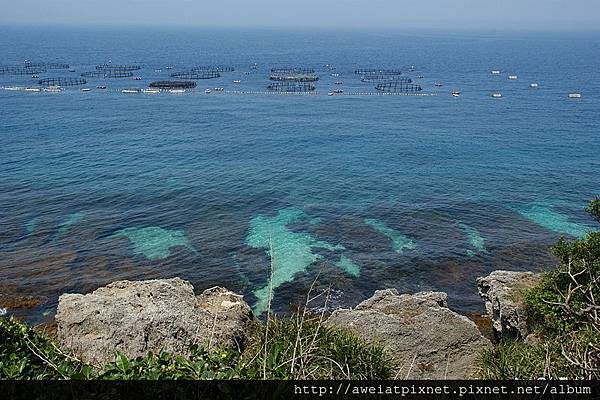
52, 270, 539, 378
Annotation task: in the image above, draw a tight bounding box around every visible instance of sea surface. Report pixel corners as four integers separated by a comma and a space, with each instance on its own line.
0, 27, 598, 322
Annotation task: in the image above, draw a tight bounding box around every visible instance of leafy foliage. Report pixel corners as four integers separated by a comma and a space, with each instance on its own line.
98, 347, 242, 380
0, 317, 93, 379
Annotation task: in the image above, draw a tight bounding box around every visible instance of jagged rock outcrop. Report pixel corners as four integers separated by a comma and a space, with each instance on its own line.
325, 289, 491, 379
56, 278, 256, 365
477, 270, 540, 341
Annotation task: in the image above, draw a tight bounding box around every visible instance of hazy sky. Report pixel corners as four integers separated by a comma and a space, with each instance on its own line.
2, 0, 599, 30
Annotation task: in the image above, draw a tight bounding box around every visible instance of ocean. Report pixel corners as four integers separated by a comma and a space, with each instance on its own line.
0, 27, 598, 322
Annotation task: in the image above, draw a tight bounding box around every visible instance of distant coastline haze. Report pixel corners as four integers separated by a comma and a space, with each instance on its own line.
1, 0, 599, 30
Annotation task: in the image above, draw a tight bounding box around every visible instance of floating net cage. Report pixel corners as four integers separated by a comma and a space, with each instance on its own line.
38, 77, 87, 86
375, 81, 422, 92
191, 65, 234, 72
0, 66, 47, 75
24, 62, 70, 70
269, 73, 319, 82
170, 71, 221, 79
96, 64, 141, 71
355, 69, 402, 76
267, 82, 316, 92
81, 70, 134, 78
149, 80, 197, 89
271, 67, 315, 74
361, 75, 412, 83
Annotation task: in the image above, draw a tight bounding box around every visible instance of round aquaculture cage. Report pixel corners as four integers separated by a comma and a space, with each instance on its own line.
375, 81, 422, 92
269, 73, 319, 82
0, 66, 47, 75
170, 71, 221, 79
191, 65, 234, 72
24, 62, 70, 70
95, 64, 141, 71
355, 68, 402, 76
149, 80, 197, 89
38, 77, 87, 86
267, 82, 316, 92
81, 70, 134, 78
270, 67, 315, 74
361, 75, 412, 83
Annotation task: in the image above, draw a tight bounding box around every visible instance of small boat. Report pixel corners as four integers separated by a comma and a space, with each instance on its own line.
121, 89, 140, 94
233, 80, 241, 84
331, 73, 339, 77
568, 93, 582, 98
69, 68, 76, 72
31, 75, 39, 79
205, 89, 211, 94
530, 83, 539, 88
334, 81, 343, 85
434, 82, 443, 87
169, 89, 185, 94
333, 89, 343, 94
80, 88, 91, 92
96, 85, 107, 89
24, 87, 41, 92
492, 93, 502, 98
416, 75, 424, 79
4, 86, 22, 91
214, 87, 224, 92
132, 76, 142, 80
452, 91, 461, 97
408, 66, 416, 72
44, 86, 63, 92
491, 70, 501, 75
250, 63, 258, 69
165, 66, 173, 70
508, 75, 518, 80
141, 88, 160, 94
155, 69, 162, 73
328, 92, 335, 96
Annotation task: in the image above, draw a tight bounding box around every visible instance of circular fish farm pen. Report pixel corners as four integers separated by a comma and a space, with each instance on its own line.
375, 81, 422, 93
149, 80, 197, 89
95, 64, 141, 71
267, 82, 316, 92
355, 69, 402, 76
170, 71, 221, 79
24, 62, 70, 70
361, 75, 412, 83
269, 73, 319, 82
270, 67, 315, 74
38, 77, 87, 86
81, 70, 134, 78
191, 66, 234, 72
0, 66, 47, 75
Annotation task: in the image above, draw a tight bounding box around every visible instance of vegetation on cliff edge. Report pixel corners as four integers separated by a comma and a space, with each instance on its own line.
477, 199, 599, 379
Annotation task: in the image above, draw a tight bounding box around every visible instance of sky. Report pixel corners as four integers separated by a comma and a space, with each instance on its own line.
1, 0, 599, 30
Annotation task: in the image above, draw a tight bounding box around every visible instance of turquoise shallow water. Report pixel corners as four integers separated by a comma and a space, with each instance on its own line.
0, 28, 598, 321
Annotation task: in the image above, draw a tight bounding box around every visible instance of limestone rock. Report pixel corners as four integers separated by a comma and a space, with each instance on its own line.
477, 270, 540, 341
325, 289, 491, 379
56, 278, 256, 365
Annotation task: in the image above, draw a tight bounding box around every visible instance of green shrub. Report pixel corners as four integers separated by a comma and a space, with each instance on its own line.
0, 317, 92, 379
98, 347, 242, 380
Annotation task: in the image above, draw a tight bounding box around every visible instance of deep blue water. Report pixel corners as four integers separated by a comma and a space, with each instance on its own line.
0, 28, 598, 321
